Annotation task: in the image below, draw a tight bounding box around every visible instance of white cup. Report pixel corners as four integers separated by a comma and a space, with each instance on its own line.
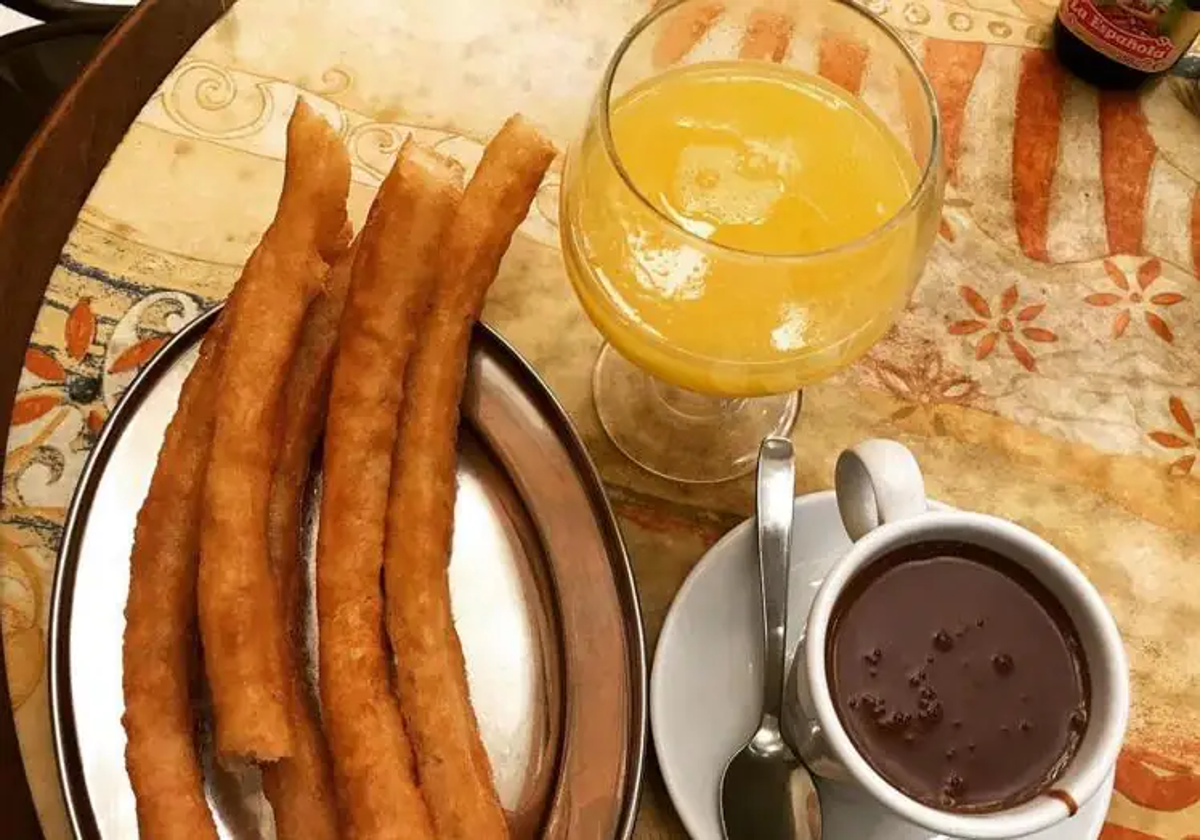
788, 439, 1130, 839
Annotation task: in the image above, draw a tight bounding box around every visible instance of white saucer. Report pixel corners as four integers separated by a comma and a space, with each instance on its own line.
650, 490, 1114, 840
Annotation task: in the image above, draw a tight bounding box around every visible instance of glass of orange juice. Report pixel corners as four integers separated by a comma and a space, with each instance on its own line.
561, 0, 944, 483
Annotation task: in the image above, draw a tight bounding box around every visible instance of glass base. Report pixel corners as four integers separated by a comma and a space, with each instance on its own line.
592, 344, 800, 483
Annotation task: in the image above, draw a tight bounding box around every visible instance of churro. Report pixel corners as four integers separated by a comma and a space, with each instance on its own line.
261, 241, 356, 839
316, 139, 462, 840
383, 115, 556, 840
122, 317, 226, 840
199, 100, 350, 761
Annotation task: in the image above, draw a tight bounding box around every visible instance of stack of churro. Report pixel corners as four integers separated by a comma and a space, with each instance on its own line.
121, 98, 556, 840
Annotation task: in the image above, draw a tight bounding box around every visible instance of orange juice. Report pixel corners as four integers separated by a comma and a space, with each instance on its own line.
562, 61, 929, 395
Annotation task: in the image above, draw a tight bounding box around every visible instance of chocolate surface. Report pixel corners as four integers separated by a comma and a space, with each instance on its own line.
827, 541, 1089, 812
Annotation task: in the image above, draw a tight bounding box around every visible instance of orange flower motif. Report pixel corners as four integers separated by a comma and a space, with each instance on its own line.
14, 297, 169, 439
16, 295, 173, 446
870, 346, 978, 429
1085, 258, 1183, 344
14, 298, 95, 427
14, 298, 99, 438
948, 284, 1057, 372
1147, 396, 1197, 476
109, 335, 167, 374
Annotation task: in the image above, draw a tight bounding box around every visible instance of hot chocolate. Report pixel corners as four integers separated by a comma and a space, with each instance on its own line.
826, 540, 1090, 813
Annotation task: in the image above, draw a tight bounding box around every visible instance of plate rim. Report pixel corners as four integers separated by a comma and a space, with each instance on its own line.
47, 305, 648, 839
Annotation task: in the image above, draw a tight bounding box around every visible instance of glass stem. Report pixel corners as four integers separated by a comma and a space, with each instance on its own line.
649, 376, 747, 421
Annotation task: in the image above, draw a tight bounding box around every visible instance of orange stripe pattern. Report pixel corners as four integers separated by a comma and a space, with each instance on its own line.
1098, 92, 1155, 256
1191, 188, 1200, 278
652, 1, 724, 68
1012, 49, 1066, 263
817, 32, 869, 94
922, 39, 987, 185
740, 8, 794, 62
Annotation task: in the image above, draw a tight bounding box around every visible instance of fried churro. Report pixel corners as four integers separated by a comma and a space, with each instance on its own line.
383, 115, 557, 840
199, 99, 350, 762
317, 139, 463, 840
122, 317, 226, 840
261, 240, 357, 840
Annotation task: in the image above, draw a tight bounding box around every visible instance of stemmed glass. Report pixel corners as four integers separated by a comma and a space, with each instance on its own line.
560, 0, 944, 483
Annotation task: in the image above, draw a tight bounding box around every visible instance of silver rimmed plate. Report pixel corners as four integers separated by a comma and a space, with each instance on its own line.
49, 306, 646, 839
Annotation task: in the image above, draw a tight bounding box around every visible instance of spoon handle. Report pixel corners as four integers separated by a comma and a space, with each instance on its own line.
756, 436, 795, 726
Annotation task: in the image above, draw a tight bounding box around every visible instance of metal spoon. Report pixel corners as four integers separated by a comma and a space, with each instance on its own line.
720, 436, 822, 840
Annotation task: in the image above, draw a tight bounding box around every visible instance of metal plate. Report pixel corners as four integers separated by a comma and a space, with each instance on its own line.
48, 307, 646, 839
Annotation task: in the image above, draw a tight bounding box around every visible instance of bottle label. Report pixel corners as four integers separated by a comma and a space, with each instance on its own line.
1058, 0, 1200, 73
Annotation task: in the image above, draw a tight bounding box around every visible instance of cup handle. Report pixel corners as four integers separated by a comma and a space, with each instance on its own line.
835, 439, 927, 542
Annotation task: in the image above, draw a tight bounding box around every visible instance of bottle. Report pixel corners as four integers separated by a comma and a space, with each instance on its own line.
1054, 0, 1200, 88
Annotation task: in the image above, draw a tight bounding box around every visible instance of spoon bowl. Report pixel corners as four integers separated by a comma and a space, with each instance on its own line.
721, 729, 820, 840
